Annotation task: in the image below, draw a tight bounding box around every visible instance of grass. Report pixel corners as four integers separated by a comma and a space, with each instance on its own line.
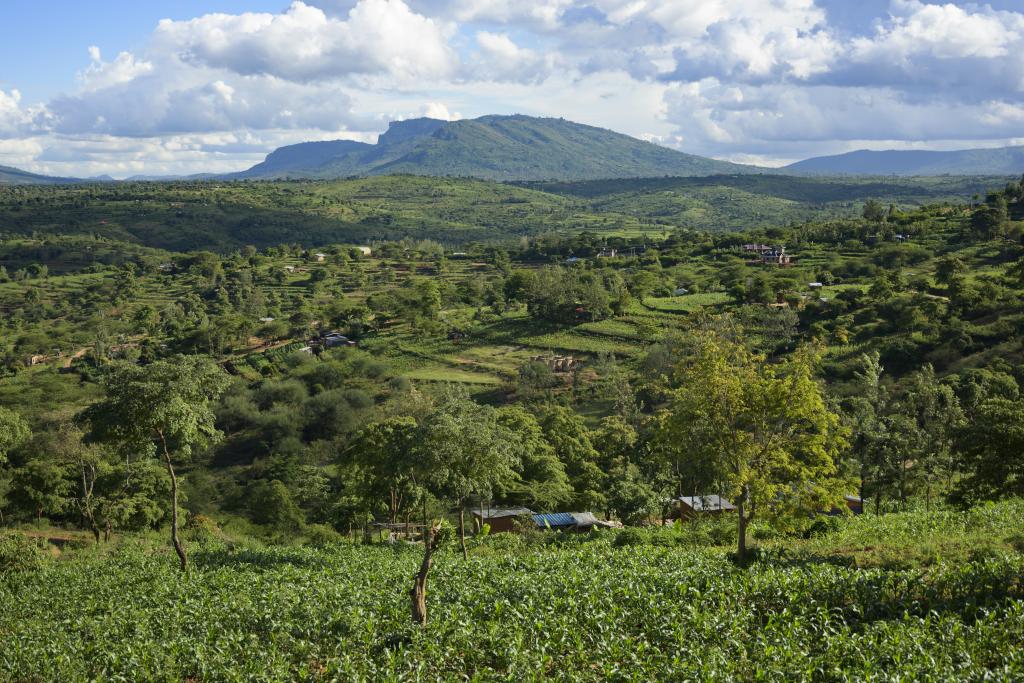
403, 367, 503, 385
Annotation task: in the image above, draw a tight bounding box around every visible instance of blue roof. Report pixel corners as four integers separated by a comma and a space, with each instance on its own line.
532, 512, 576, 528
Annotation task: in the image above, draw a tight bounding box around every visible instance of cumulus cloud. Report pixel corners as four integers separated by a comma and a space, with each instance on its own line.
152, 0, 458, 83
45, 72, 363, 137
470, 32, 557, 83
0, 89, 36, 139
6, 0, 1024, 175
79, 47, 154, 91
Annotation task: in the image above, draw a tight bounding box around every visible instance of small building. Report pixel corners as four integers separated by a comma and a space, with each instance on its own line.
674, 287, 690, 296
472, 507, 535, 533
284, 265, 296, 273
356, 246, 372, 256
322, 332, 355, 348
532, 512, 616, 532
827, 495, 864, 516
742, 244, 775, 254
531, 355, 579, 373
313, 253, 327, 263
258, 317, 275, 323
761, 248, 792, 266
565, 256, 582, 264
808, 282, 823, 289
671, 495, 737, 519
597, 248, 617, 258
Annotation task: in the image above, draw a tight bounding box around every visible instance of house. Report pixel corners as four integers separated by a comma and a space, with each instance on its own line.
356, 246, 372, 256
322, 332, 355, 348
284, 265, 295, 273
671, 495, 736, 519
761, 248, 792, 265
742, 244, 775, 254
472, 507, 535, 533
597, 248, 617, 258
531, 512, 616, 532
674, 287, 690, 296
827, 495, 864, 516
808, 282, 824, 289
531, 355, 579, 372
313, 253, 327, 263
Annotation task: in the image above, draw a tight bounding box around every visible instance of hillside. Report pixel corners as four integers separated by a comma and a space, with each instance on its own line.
0, 164, 79, 185
235, 115, 759, 181
0, 174, 1003, 252
787, 145, 1024, 176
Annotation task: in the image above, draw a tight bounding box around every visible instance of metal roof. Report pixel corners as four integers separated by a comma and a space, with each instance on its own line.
676, 495, 737, 512
531, 512, 610, 528
473, 507, 534, 519
532, 512, 576, 527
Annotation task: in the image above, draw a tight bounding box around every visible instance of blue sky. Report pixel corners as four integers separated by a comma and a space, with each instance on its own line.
1, 0, 1023, 177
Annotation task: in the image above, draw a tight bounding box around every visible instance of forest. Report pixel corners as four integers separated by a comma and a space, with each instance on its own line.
2, 174, 1024, 680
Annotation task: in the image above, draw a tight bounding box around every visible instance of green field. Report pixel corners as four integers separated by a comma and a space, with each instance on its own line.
3, 501, 1023, 681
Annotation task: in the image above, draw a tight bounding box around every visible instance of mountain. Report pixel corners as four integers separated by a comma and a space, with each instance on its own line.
786, 146, 1024, 176
0, 165, 80, 185
233, 115, 761, 181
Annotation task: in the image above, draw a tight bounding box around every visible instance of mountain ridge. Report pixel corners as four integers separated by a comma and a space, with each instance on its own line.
786, 145, 1024, 176
232, 114, 762, 181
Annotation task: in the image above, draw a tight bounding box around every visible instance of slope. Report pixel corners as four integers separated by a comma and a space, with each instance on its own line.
787, 146, 1024, 176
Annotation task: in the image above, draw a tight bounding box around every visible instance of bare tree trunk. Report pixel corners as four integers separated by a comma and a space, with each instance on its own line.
410, 522, 440, 626
458, 507, 468, 560
736, 499, 747, 563
159, 431, 187, 572
104, 519, 111, 543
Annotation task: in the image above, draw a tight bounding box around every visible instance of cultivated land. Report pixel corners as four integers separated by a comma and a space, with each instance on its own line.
3, 502, 1024, 681
2, 173, 1024, 681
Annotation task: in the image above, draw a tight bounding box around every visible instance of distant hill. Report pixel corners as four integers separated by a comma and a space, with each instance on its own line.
787, 146, 1024, 176
233, 115, 760, 181
0, 165, 79, 185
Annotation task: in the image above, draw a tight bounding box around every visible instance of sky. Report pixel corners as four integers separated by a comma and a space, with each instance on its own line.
1, 0, 1023, 177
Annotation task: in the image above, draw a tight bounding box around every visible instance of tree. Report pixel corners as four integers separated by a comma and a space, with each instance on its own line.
396, 393, 520, 626
346, 417, 420, 530
418, 393, 519, 560
0, 407, 30, 466
952, 398, 1024, 504
539, 406, 607, 511
862, 199, 886, 222
84, 356, 230, 571
898, 365, 963, 510
660, 332, 848, 562
495, 406, 572, 510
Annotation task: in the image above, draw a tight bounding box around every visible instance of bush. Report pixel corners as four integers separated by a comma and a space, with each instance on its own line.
612, 528, 648, 547
304, 524, 343, 547
803, 516, 843, 539
0, 533, 48, 572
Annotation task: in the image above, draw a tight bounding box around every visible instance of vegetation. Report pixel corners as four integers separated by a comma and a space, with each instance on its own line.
2, 171, 1024, 678
2, 501, 1024, 680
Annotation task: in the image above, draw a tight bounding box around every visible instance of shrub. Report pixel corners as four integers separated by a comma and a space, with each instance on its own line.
303, 524, 343, 547
0, 533, 48, 572
612, 528, 648, 547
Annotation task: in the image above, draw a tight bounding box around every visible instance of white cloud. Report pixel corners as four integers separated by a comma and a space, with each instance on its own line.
153, 0, 458, 84
0, 89, 34, 139
419, 102, 461, 120
6, 0, 1024, 173
80, 47, 154, 91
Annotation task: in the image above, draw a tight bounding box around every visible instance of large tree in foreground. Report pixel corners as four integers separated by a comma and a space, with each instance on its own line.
660, 332, 848, 562
84, 356, 230, 571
